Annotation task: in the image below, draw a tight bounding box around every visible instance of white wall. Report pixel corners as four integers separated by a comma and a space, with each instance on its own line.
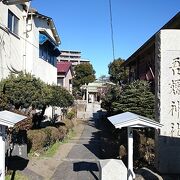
25, 15, 57, 85
34, 17, 55, 42
33, 58, 57, 84
0, 3, 58, 85
0, 3, 59, 120
64, 70, 72, 93
0, 3, 26, 80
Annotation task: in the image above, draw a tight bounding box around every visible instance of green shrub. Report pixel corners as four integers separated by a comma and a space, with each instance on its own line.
66, 111, 75, 120
27, 122, 74, 153
66, 108, 76, 120
63, 119, 74, 130
48, 127, 59, 143
6, 171, 28, 180
42, 126, 60, 144
57, 126, 68, 140
27, 129, 48, 152
41, 127, 51, 146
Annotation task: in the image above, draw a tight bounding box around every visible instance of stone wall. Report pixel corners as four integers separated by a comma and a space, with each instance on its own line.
75, 100, 86, 119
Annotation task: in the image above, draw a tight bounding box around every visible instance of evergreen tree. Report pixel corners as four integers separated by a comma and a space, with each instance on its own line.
50, 85, 74, 108
73, 63, 95, 88
0, 73, 74, 128
101, 84, 121, 114
112, 80, 155, 119
0, 73, 50, 109
72, 63, 96, 98
108, 58, 128, 85
0, 73, 74, 111
102, 80, 155, 119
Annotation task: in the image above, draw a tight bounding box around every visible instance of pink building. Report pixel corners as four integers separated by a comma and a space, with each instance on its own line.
57, 62, 73, 93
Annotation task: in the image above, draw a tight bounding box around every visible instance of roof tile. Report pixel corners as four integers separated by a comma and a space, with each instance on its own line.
57, 62, 72, 74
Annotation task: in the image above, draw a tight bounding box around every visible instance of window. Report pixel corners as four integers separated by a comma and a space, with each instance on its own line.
39, 32, 60, 66
8, 10, 19, 35
57, 78, 64, 87
39, 45, 57, 66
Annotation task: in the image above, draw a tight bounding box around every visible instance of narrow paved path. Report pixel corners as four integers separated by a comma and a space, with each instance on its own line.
51, 107, 101, 180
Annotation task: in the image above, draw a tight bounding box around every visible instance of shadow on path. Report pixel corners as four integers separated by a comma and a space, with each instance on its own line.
73, 161, 99, 180
6, 156, 29, 180
81, 112, 102, 159
51, 105, 102, 180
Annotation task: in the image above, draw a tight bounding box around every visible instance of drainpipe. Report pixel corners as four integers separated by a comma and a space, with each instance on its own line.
0, 24, 9, 79
23, 1, 31, 73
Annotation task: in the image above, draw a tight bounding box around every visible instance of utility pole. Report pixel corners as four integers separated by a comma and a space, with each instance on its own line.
108, 0, 115, 61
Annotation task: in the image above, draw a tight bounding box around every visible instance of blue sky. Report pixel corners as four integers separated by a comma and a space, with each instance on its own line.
31, 0, 180, 78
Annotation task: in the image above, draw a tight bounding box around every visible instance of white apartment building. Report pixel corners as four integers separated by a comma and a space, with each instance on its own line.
0, 1, 60, 84
58, 50, 90, 68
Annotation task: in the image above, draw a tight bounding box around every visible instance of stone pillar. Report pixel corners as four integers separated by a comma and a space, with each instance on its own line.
99, 159, 127, 180
155, 29, 180, 173
0, 125, 6, 180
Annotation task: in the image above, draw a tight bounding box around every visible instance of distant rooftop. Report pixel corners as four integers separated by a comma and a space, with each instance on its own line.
60, 50, 81, 54
57, 61, 72, 74
58, 50, 91, 65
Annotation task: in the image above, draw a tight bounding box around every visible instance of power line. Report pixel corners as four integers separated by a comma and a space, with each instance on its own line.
108, 0, 115, 61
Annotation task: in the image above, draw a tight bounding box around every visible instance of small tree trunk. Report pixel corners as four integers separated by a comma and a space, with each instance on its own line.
37, 105, 46, 128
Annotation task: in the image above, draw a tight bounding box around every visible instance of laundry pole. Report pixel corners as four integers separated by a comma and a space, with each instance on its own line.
127, 127, 135, 180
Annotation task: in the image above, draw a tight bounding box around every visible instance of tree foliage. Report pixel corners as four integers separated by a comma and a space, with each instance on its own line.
73, 63, 96, 89
0, 73, 74, 111
0, 73, 50, 109
108, 58, 127, 85
102, 80, 155, 119
50, 85, 74, 108
101, 84, 122, 113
